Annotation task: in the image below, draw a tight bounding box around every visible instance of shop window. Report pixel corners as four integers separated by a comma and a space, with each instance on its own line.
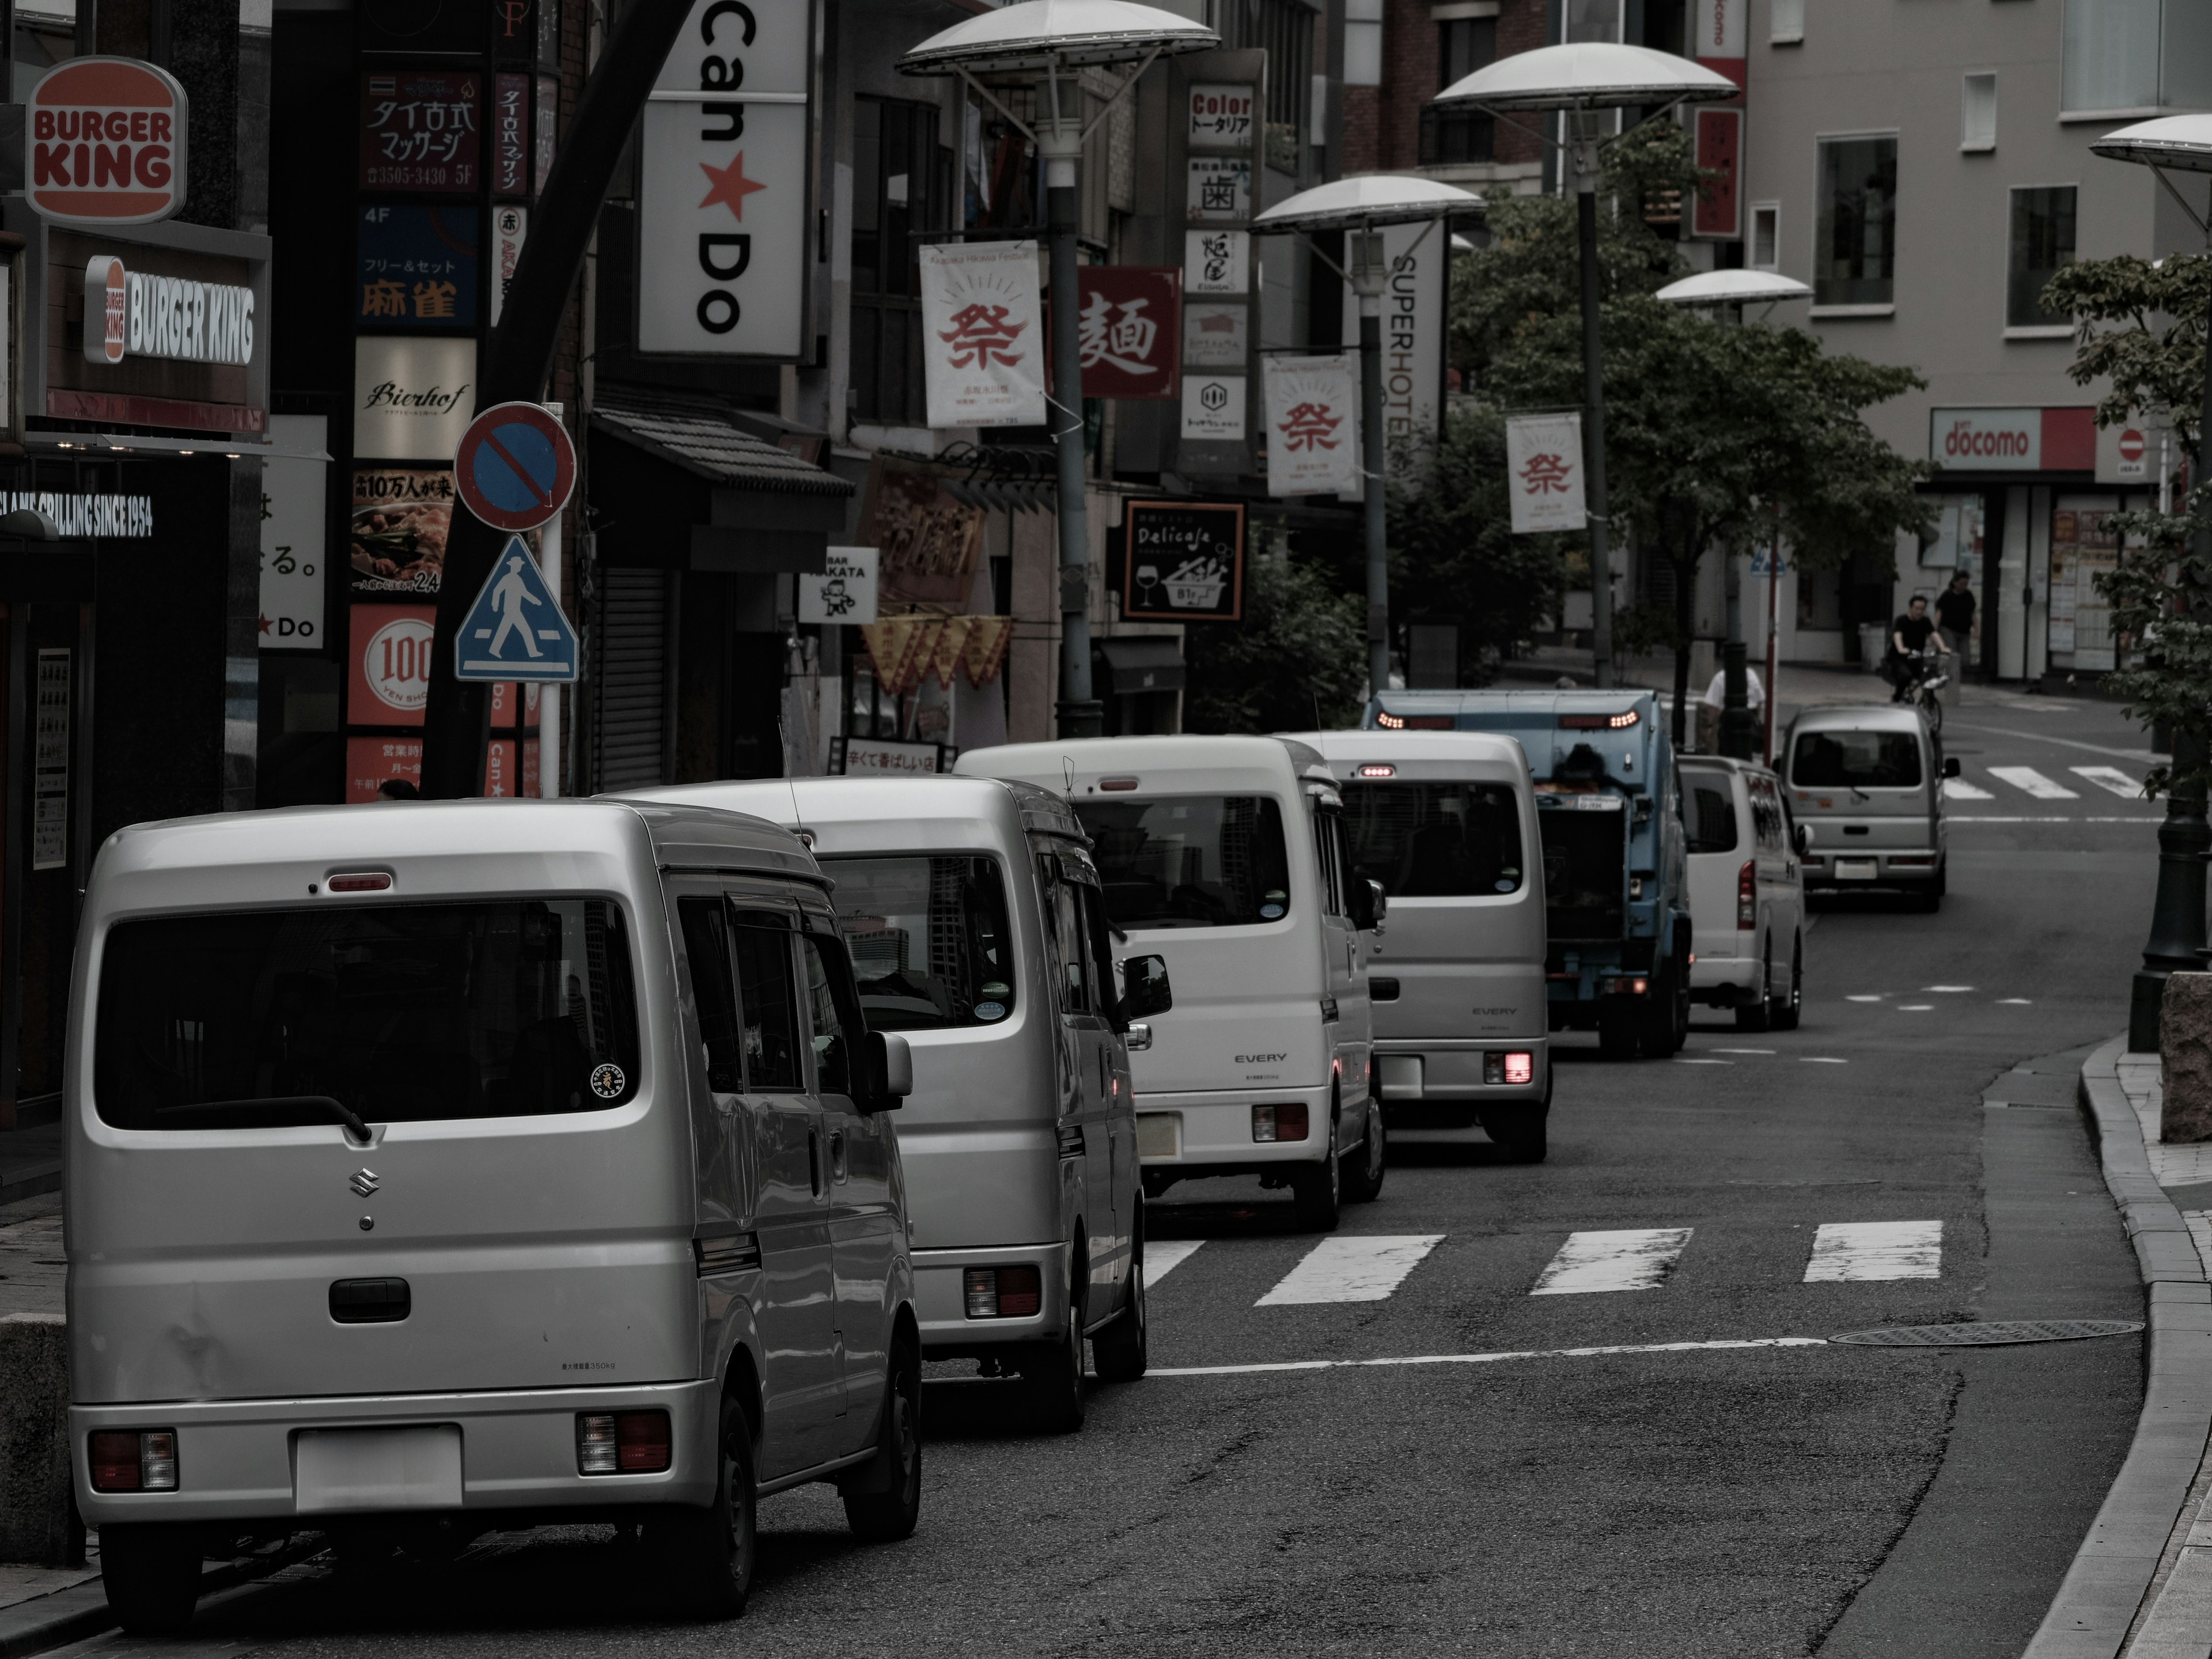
1421, 17, 1496, 165
1815, 135, 1896, 308
2048, 496, 2123, 671
2008, 186, 2077, 328
1750, 203, 1780, 270
852, 96, 942, 429
2062, 0, 2212, 112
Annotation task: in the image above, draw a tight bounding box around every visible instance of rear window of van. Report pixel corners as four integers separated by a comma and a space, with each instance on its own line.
821, 855, 1017, 1031
1790, 730, 1923, 789
94, 899, 641, 1131
1342, 781, 1524, 895
1677, 768, 1740, 854
1077, 796, 1291, 928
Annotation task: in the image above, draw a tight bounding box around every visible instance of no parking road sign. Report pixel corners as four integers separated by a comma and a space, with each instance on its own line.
455, 536, 579, 683
453, 402, 577, 533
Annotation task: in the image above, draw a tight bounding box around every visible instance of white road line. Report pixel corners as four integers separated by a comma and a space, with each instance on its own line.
1943, 776, 1996, 800
1256, 1235, 1444, 1306
1804, 1219, 1942, 1282
1990, 766, 2080, 800
1714, 1048, 1774, 1055
1675, 1058, 1731, 1065
1531, 1228, 1692, 1296
1147, 1240, 1205, 1284
1897, 1004, 1934, 1012
2070, 764, 2145, 799
1150, 1336, 1831, 1378
1804, 1057, 1850, 1064
1997, 998, 2032, 1005
1847, 994, 1884, 1002
1924, 985, 1975, 993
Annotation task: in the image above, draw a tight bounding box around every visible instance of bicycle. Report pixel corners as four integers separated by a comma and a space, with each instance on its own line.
1889, 647, 1949, 733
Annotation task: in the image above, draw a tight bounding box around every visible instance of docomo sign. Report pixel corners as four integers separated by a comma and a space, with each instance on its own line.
28, 58, 189, 228
1929, 406, 2095, 472
81, 257, 255, 367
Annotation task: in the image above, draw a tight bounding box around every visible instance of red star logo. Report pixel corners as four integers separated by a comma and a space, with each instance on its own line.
257, 613, 272, 634
699, 153, 767, 221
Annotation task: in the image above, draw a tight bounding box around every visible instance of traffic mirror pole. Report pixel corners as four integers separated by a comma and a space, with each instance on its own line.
418, 0, 695, 800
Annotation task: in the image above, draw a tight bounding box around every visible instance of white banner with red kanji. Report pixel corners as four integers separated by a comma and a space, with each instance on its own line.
920, 242, 1047, 429
1505, 412, 1586, 533
1263, 353, 1360, 497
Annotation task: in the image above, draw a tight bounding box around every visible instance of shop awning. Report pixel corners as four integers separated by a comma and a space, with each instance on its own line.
1096, 635, 1185, 695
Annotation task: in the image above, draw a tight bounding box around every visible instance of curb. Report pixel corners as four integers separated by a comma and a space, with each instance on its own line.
0, 1539, 315, 1658
2022, 1036, 2212, 1659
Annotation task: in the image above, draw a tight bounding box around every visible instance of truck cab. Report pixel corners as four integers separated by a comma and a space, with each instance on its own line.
1364, 690, 1691, 1060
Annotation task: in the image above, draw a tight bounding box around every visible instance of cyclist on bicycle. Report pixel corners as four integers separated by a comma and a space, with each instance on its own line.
1885, 594, 1952, 703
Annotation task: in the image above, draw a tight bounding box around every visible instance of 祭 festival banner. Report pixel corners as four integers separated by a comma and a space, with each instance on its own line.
920, 242, 1046, 428
1504, 412, 1586, 535
1263, 352, 1360, 497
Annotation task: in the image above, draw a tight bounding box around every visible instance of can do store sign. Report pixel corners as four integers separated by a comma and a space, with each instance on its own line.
82, 257, 254, 367
28, 58, 190, 228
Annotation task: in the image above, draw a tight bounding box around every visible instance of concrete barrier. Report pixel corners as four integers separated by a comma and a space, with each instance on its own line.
2161, 973, 2212, 1143
0, 1315, 78, 1569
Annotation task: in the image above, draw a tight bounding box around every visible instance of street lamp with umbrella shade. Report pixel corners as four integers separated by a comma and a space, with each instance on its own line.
1253, 174, 1485, 695
900, 0, 1217, 740
2086, 112, 2212, 1049
1653, 266, 1813, 761
1434, 42, 1737, 688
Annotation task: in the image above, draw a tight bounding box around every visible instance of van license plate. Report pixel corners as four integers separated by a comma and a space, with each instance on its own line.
1135, 1113, 1181, 1160
1834, 859, 1878, 881
295, 1425, 463, 1514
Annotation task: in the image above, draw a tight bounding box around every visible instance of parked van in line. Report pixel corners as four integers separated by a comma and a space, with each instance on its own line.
619, 777, 1169, 1431
959, 737, 1382, 1230
71, 801, 917, 1633
1287, 730, 1552, 1161
1781, 704, 1958, 911
1676, 755, 1806, 1030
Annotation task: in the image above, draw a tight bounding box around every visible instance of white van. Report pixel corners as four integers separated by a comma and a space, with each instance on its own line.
1783, 704, 1958, 911
70, 801, 916, 1631
1289, 730, 1551, 1160
618, 777, 1166, 1431
959, 737, 1381, 1230
1677, 756, 1806, 1031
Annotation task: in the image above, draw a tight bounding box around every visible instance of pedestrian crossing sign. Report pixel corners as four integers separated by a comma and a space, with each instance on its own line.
453, 535, 578, 683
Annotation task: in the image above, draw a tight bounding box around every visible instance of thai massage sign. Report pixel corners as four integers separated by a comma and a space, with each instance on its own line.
1263, 353, 1358, 496
919, 241, 1045, 428
359, 70, 479, 193
28, 58, 189, 226
637, 0, 813, 358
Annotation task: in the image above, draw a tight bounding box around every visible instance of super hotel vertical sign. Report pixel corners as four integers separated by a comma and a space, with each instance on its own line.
637, 0, 814, 358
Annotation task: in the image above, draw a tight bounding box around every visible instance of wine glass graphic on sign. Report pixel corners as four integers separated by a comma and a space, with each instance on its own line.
1134, 563, 1161, 610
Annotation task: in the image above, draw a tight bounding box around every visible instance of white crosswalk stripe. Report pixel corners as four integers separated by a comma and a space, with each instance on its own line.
1802, 1220, 1942, 1282
1942, 776, 1995, 800
1257, 1235, 1443, 1305
1531, 1229, 1692, 1295
1147, 1240, 1205, 1284
1989, 766, 2078, 800
2069, 764, 2144, 800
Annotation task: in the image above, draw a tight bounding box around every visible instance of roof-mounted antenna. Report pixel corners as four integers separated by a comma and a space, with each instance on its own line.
1062, 756, 1075, 796
778, 718, 808, 846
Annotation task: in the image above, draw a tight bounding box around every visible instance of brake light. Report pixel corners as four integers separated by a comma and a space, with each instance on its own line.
1358, 764, 1396, 778
1376, 711, 1405, 728
576, 1411, 672, 1475
89, 1430, 177, 1492
1560, 711, 1641, 730
1100, 777, 1139, 791
327, 872, 392, 893
1252, 1103, 1309, 1142
1738, 860, 1757, 929
1505, 1052, 1533, 1086
963, 1265, 1041, 1319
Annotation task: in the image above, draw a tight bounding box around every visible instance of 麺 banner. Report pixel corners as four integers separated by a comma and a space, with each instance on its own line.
921, 242, 1046, 429
1505, 412, 1586, 534
1076, 267, 1179, 401
1263, 353, 1359, 497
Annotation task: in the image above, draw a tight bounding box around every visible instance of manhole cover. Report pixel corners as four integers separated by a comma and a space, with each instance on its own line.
1832, 1319, 2144, 1348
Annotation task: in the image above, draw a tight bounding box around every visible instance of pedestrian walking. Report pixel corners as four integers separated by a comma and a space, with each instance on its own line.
1696, 665, 1764, 752
1933, 572, 1974, 704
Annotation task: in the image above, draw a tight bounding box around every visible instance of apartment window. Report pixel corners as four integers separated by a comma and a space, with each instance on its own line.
1770, 0, 1804, 43
1344, 0, 1382, 86
1961, 72, 1997, 151
2008, 186, 2077, 328
1565, 0, 1621, 41
851, 97, 942, 427
1751, 202, 1779, 270
1421, 16, 1496, 164
2061, 0, 2212, 113
1815, 136, 1896, 308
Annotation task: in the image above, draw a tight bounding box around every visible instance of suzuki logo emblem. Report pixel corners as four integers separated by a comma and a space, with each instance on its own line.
350, 1168, 380, 1198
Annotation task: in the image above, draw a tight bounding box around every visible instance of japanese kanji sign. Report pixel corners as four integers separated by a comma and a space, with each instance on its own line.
1187, 84, 1255, 147
359, 70, 479, 193
1184, 229, 1248, 296
1187, 156, 1251, 221
1122, 500, 1245, 623
1076, 267, 1179, 401
920, 241, 1046, 428
1505, 412, 1586, 535
357, 206, 478, 332
1264, 353, 1360, 497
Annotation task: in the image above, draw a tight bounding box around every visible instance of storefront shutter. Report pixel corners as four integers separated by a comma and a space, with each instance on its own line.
592, 567, 670, 793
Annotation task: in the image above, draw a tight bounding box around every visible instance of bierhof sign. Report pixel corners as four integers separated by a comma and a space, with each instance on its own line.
637, 0, 813, 358
82, 257, 255, 367
28, 58, 189, 227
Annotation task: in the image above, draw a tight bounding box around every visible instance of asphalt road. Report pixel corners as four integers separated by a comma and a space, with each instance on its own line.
64, 681, 2171, 1659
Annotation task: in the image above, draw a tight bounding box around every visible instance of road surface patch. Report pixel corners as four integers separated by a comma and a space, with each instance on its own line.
1255, 1235, 1444, 1306
1804, 1220, 1942, 1282
1531, 1228, 1692, 1295
1147, 1240, 1206, 1284
2070, 765, 2143, 799
1943, 777, 1996, 800
1989, 766, 2080, 800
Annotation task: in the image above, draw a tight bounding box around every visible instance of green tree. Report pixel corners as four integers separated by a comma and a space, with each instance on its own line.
2041, 252, 2212, 797
1183, 541, 1368, 733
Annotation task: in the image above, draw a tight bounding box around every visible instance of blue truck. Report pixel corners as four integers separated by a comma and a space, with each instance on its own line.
1362, 689, 1691, 1059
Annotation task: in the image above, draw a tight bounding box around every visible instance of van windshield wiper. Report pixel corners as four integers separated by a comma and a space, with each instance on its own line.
154, 1095, 373, 1145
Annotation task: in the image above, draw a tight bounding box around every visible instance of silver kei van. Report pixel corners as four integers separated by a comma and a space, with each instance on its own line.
960, 736, 1381, 1232
618, 777, 1169, 1433
70, 800, 918, 1633
1289, 730, 1551, 1161
1782, 704, 1960, 911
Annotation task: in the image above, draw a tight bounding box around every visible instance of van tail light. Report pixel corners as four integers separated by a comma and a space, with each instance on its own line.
90, 1430, 177, 1492
964, 1265, 1041, 1319
1738, 860, 1758, 929
326, 872, 392, 893
1505, 1052, 1534, 1086
576, 1411, 671, 1475
1252, 1103, 1309, 1142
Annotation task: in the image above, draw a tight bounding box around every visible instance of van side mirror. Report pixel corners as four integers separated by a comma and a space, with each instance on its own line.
1793, 823, 1812, 856
1943, 756, 1961, 779
1120, 954, 1172, 1021
858, 1031, 911, 1114
1347, 874, 1385, 930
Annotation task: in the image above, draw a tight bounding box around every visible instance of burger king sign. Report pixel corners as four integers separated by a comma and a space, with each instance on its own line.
26, 57, 189, 228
